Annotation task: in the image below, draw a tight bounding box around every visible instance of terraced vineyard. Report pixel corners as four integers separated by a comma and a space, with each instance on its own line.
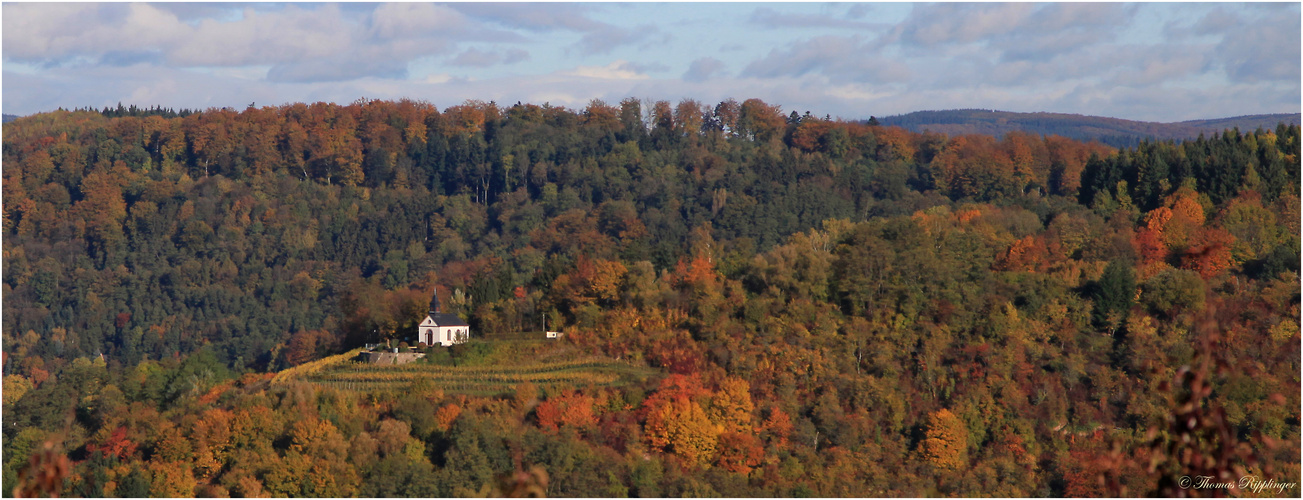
270, 347, 367, 385
285, 355, 658, 396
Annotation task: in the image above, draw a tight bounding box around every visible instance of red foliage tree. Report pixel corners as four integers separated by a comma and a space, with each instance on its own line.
535, 390, 597, 433
716, 431, 764, 474
1181, 228, 1236, 278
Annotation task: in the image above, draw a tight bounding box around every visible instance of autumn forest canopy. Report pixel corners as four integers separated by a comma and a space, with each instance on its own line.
1, 97, 1299, 497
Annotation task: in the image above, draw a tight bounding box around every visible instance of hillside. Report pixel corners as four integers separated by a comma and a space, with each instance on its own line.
878, 109, 1300, 148
1179, 114, 1303, 132
1, 99, 1298, 498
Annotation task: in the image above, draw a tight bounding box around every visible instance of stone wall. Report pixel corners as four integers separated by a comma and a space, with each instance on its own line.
359, 351, 426, 365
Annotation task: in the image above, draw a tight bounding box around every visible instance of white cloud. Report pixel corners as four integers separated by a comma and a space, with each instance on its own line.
826, 85, 893, 102
450, 3, 602, 33
566, 61, 649, 80
683, 57, 726, 83
742, 36, 911, 84
449, 48, 529, 68
422, 73, 454, 84
573, 24, 665, 56
896, 3, 1036, 47
369, 3, 467, 39
748, 7, 887, 31
169, 5, 355, 67
529, 92, 581, 105
3, 3, 506, 82
3, 3, 188, 60
209, 66, 272, 81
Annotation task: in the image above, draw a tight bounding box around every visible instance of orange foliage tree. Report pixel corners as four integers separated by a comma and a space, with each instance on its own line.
535, 390, 598, 433
760, 405, 793, 448
643, 395, 720, 466
1181, 228, 1236, 278
994, 235, 1052, 272
433, 403, 462, 433
641, 374, 720, 465
715, 431, 764, 474
920, 408, 969, 470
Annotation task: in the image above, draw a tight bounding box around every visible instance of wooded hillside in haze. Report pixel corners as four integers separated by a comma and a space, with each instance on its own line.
880, 109, 1301, 148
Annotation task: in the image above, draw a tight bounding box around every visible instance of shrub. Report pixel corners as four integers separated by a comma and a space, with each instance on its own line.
1141, 268, 1205, 317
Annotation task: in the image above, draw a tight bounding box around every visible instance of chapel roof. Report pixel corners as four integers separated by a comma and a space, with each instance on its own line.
427, 313, 469, 327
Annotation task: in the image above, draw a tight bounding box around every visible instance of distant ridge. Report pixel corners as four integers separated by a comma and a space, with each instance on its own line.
2, 114, 17, 124
877, 109, 1301, 148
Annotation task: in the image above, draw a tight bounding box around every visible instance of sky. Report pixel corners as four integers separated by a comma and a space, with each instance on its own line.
2, 2, 1300, 122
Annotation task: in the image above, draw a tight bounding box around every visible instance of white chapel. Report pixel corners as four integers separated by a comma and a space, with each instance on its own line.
418, 290, 470, 347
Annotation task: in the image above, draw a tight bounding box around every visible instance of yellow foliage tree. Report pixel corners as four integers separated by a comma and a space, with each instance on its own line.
190, 408, 233, 471
920, 408, 969, 470
289, 417, 348, 461
708, 377, 755, 434
590, 259, 628, 303
645, 396, 721, 466
2, 374, 33, 406
147, 460, 196, 498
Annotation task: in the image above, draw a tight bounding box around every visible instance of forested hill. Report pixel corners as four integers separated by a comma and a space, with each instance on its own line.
2, 98, 1299, 497
1179, 114, 1303, 132
879, 109, 1301, 148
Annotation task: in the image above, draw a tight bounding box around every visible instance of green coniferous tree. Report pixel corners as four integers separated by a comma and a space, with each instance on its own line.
1092, 259, 1136, 333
